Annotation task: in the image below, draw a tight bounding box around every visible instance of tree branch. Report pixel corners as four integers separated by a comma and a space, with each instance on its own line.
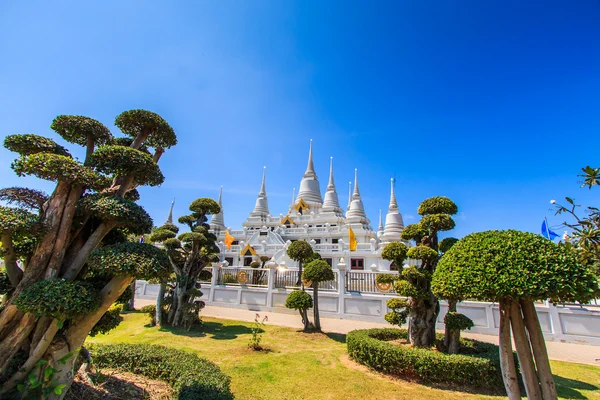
1, 232, 23, 287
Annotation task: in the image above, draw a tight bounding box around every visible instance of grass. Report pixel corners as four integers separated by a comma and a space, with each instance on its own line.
86, 313, 600, 400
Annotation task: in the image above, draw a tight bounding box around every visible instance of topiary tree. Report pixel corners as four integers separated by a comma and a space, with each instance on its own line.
0, 110, 176, 399
432, 230, 599, 400
378, 196, 458, 348
286, 240, 315, 287
302, 259, 334, 332
148, 198, 220, 328
285, 290, 313, 332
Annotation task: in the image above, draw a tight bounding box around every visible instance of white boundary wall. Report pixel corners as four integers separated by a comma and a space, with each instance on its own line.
135, 266, 600, 346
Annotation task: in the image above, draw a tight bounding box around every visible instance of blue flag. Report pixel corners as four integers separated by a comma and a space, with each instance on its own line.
541, 220, 559, 240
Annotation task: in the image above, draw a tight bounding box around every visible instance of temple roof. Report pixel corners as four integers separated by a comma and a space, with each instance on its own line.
322, 157, 342, 214
250, 166, 270, 217
210, 186, 226, 231
383, 177, 404, 240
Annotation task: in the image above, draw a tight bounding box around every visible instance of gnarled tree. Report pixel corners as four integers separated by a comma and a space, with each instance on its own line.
302, 259, 334, 332
377, 196, 460, 348
149, 198, 220, 328
0, 110, 176, 399
432, 230, 599, 400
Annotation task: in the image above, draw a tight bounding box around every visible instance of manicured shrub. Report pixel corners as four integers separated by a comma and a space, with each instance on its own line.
87, 343, 233, 400
89, 304, 123, 337
347, 328, 512, 390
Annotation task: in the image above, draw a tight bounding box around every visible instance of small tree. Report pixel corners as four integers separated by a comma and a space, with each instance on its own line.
432, 230, 599, 400
303, 259, 334, 332
286, 240, 314, 287
285, 290, 313, 331
378, 196, 459, 348
149, 198, 220, 328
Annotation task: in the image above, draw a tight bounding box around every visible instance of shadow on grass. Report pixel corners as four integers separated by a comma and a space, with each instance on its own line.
325, 332, 347, 344
155, 321, 256, 340
555, 375, 599, 400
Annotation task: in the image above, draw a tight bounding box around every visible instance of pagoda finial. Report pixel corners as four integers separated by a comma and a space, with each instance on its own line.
353, 168, 360, 197
328, 156, 335, 187
218, 186, 223, 206
292, 188, 296, 205
166, 198, 175, 224
259, 166, 267, 196
305, 139, 315, 176
378, 209, 384, 232
296, 140, 322, 203
210, 188, 226, 230
389, 177, 398, 210
347, 181, 352, 210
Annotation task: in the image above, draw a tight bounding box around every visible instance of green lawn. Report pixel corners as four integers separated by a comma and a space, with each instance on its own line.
87, 313, 600, 400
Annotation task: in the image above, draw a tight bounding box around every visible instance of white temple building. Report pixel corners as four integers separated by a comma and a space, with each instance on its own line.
208, 140, 407, 271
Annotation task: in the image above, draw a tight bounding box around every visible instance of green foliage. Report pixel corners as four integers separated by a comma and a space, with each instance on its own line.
248, 314, 268, 351
579, 165, 599, 189
0, 206, 42, 233
4, 134, 70, 156
189, 198, 220, 215
87, 242, 170, 280
406, 245, 439, 263
221, 273, 237, 284
178, 232, 207, 243
164, 237, 182, 249
149, 228, 177, 242
161, 222, 180, 233
394, 280, 428, 300
385, 298, 410, 327
81, 195, 153, 234
401, 223, 428, 242
303, 259, 335, 283
432, 230, 600, 303
249, 261, 261, 268
381, 242, 408, 266
420, 214, 456, 233
87, 343, 233, 399
14, 279, 100, 320
115, 110, 178, 149
286, 240, 314, 262
285, 290, 313, 311
12, 153, 100, 187
90, 304, 123, 337
346, 328, 508, 389
401, 265, 431, 281
51, 115, 113, 146
199, 269, 212, 282
0, 187, 48, 211
418, 196, 458, 216
439, 237, 459, 253
444, 312, 474, 331
140, 304, 157, 322
376, 273, 399, 284
90, 145, 164, 187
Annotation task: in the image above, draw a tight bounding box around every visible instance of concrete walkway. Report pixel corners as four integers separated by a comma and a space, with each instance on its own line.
134, 298, 600, 366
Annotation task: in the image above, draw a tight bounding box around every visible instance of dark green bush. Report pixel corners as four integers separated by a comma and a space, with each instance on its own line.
285, 290, 313, 310
89, 304, 123, 336
0, 268, 11, 295
140, 304, 157, 326
444, 312, 474, 331
87, 343, 232, 400
347, 328, 511, 390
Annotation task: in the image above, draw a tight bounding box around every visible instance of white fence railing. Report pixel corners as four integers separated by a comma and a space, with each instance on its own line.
135, 266, 600, 346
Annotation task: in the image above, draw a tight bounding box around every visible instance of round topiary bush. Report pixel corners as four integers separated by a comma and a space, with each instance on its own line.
347, 328, 513, 390
87, 343, 233, 400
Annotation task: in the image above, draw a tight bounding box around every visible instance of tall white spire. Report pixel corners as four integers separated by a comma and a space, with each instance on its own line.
346, 169, 368, 221
383, 177, 404, 242
165, 198, 175, 225
377, 209, 384, 237
296, 140, 323, 204
347, 181, 352, 210
210, 187, 226, 231
322, 157, 342, 214
250, 167, 270, 217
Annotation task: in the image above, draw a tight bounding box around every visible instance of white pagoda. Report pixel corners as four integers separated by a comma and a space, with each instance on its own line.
208, 140, 407, 271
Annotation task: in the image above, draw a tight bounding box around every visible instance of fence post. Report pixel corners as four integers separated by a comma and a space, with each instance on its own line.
337, 259, 347, 317
266, 267, 276, 308
209, 264, 219, 303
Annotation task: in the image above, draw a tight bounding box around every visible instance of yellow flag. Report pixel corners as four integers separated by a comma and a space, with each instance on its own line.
225, 230, 235, 250
348, 226, 357, 251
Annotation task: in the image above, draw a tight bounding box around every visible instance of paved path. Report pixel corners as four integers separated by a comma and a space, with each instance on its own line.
135, 298, 600, 366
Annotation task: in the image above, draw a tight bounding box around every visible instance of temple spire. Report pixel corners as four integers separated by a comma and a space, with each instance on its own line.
347, 181, 352, 210
377, 209, 384, 237
382, 177, 404, 242
353, 168, 360, 197
209, 187, 226, 231
166, 198, 175, 224
296, 140, 323, 204
346, 169, 368, 221
322, 157, 342, 214
250, 167, 270, 217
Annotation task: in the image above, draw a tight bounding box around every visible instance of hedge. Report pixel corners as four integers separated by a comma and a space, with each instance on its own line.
347, 328, 514, 390
87, 343, 233, 400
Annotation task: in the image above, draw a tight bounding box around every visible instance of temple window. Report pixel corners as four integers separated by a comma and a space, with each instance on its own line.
314, 239, 321, 244
244, 257, 253, 266
332, 238, 339, 244
351, 258, 364, 270
225, 257, 234, 266
323, 258, 332, 266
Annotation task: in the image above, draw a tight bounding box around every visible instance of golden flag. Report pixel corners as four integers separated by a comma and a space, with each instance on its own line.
348, 226, 357, 251
225, 230, 235, 250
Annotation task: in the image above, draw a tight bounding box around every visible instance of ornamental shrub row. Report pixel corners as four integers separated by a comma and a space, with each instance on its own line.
87, 343, 233, 400
346, 328, 512, 390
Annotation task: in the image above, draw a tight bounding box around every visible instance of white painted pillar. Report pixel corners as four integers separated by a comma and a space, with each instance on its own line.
209, 265, 219, 303
337, 259, 347, 316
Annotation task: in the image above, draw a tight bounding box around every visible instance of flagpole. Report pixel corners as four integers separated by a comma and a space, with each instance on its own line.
544, 216, 551, 240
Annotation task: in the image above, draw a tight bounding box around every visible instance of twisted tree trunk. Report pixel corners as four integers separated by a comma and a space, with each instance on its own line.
499, 300, 521, 400
444, 299, 461, 354
313, 285, 320, 332
409, 295, 437, 347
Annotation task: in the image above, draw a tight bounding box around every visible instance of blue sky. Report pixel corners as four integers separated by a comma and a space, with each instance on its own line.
1, 1, 598, 240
